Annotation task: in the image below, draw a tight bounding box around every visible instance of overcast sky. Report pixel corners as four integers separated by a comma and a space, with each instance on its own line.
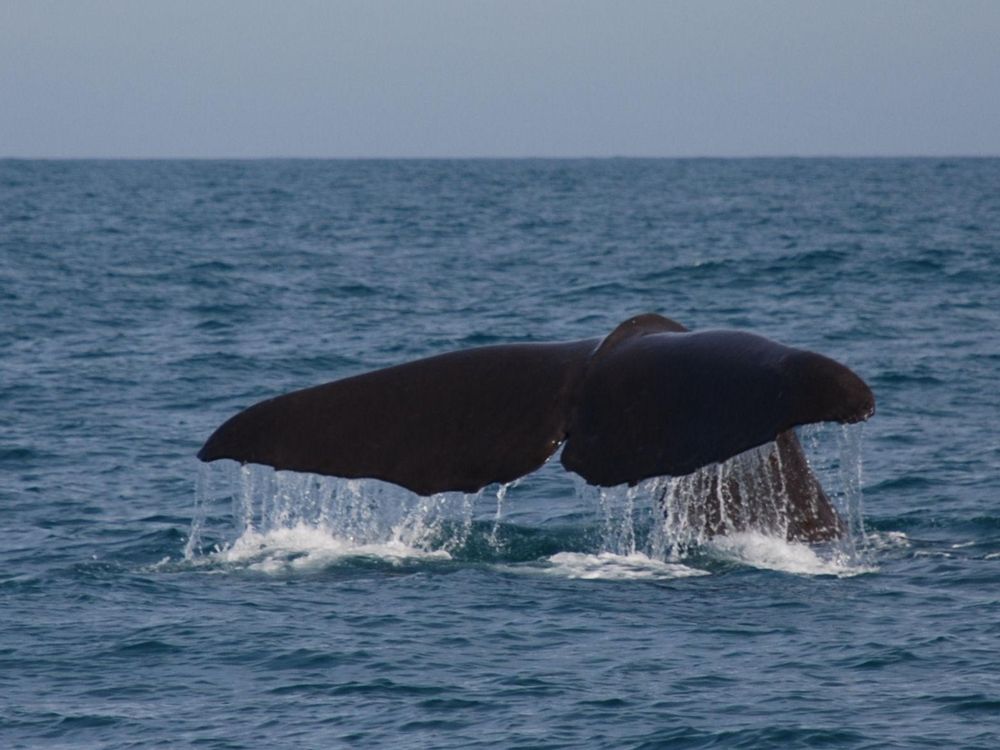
2, 0, 998, 158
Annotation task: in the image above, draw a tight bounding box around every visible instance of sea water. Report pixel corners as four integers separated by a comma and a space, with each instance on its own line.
2, 158, 999, 748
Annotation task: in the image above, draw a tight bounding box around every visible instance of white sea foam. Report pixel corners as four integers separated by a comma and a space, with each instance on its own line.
708, 531, 875, 577
210, 522, 451, 573
541, 551, 708, 580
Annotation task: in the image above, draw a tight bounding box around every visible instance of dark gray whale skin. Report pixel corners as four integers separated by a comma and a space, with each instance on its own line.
198, 314, 874, 541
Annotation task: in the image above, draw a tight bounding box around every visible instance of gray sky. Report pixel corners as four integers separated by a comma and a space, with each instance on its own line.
2, 0, 998, 158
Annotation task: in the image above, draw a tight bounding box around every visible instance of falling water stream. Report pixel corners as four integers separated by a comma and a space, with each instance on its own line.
186, 425, 870, 578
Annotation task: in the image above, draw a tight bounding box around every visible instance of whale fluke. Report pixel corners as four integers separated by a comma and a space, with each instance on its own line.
197, 314, 874, 539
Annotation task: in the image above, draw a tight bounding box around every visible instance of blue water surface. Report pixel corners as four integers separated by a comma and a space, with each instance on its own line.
2, 159, 999, 748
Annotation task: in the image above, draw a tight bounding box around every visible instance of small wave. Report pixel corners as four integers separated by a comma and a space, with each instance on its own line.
530, 551, 707, 581
707, 531, 876, 577
867, 530, 910, 551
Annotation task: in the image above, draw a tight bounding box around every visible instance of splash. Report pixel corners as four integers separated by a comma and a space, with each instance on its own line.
187, 424, 869, 576
186, 461, 478, 570
576, 424, 872, 575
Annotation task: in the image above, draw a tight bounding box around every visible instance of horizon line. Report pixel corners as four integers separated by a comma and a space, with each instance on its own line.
3, 153, 999, 161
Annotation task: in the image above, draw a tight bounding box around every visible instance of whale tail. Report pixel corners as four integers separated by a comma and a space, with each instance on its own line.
198, 315, 874, 541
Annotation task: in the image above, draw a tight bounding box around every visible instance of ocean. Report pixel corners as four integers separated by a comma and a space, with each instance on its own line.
2, 158, 998, 748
